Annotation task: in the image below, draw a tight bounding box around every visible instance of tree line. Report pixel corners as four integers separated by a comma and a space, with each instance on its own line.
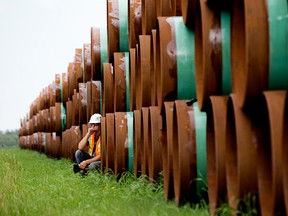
0, 130, 18, 149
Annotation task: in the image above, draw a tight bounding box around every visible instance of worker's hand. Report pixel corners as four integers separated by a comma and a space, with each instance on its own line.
79, 160, 88, 169
88, 127, 95, 135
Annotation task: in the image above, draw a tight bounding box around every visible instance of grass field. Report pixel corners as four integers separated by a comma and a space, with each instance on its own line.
0, 148, 209, 216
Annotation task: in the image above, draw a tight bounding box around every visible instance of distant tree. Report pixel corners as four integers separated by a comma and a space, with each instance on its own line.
0, 130, 18, 149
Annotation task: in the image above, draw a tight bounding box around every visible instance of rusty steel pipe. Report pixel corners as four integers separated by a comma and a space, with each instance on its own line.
129, 48, 136, 111
75, 62, 83, 91
87, 80, 101, 118
78, 83, 87, 127
87, 81, 93, 119
204, 0, 232, 10
181, 0, 196, 29
283, 93, 288, 215
45, 132, 52, 157
72, 90, 79, 126
157, 17, 196, 113
135, 44, 143, 111
55, 102, 66, 134
195, 0, 229, 111
133, 110, 142, 179
149, 106, 163, 183
255, 91, 287, 215
225, 94, 258, 212
139, 35, 152, 108
55, 74, 62, 103
206, 96, 228, 216
102, 63, 114, 116
151, 29, 157, 106
128, 0, 142, 49
107, 0, 129, 63
231, 0, 269, 109
83, 43, 92, 82
141, 0, 157, 35
113, 52, 129, 112
156, 0, 182, 17
70, 126, 81, 160
106, 113, 115, 173
173, 100, 197, 205
62, 72, 69, 104
91, 80, 102, 115
91, 27, 101, 81
114, 112, 129, 178
163, 101, 175, 201
67, 63, 76, 100
101, 117, 107, 174
141, 107, 149, 177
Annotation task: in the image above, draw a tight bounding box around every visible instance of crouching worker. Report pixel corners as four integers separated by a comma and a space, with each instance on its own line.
74, 113, 102, 175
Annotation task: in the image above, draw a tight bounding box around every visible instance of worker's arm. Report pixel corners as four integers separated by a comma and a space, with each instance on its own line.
78, 128, 94, 150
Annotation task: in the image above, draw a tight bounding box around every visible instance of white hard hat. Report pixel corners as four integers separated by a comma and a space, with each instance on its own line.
89, 113, 102, 124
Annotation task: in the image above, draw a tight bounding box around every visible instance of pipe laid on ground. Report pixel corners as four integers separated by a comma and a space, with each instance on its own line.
256, 91, 286, 215
206, 96, 228, 216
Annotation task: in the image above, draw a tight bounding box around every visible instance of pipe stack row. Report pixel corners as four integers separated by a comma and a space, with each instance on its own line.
18, 0, 288, 215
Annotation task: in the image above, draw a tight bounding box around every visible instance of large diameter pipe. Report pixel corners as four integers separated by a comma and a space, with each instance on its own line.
157, 17, 196, 113
226, 94, 258, 213
91, 27, 101, 81
133, 109, 142, 179
163, 101, 175, 201
255, 91, 286, 215
106, 113, 115, 174
149, 106, 163, 183
231, 0, 269, 108
128, 0, 142, 49
283, 93, 288, 215
102, 63, 114, 116
206, 96, 228, 216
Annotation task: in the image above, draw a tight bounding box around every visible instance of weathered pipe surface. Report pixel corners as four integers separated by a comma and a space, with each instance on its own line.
156, 0, 182, 17
195, 0, 222, 111
102, 63, 114, 117
129, 48, 136, 111
128, 0, 142, 49
106, 113, 115, 174
91, 80, 101, 116
255, 91, 286, 216
107, 0, 129, 63
174, 100, 197, 206
78, 83, 87, 126
83, 43, 92, 82
91, 27, 101, 81
181, 0, 197, 29
283, 93, 288, 216
113, 52, 128, 112
139, 35, 152, 108
151, 29, 157, 107
163, 101, 175, 201
231, 0, 269, 109
133, 109, 142, 179
225, 94, 258, 213
141, 0, 157, 35
157, 16, 196, 113
206, 96, 228, 216
149, 106, 163, 183
141, 107, 149, 177
101, 117, 107, 174
114, 112, 129, 178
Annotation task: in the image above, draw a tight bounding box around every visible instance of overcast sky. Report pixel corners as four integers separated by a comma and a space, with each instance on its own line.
0, 0, 106, 132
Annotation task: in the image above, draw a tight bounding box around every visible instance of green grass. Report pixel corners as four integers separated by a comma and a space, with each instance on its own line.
0, 148, 209, 216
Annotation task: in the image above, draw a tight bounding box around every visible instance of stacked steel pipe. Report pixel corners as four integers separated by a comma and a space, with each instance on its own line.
18, 0, 288, 215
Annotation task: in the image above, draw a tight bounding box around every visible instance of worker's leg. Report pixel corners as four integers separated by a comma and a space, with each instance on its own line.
75, 149, 91, 164
88, 161, 101, 170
